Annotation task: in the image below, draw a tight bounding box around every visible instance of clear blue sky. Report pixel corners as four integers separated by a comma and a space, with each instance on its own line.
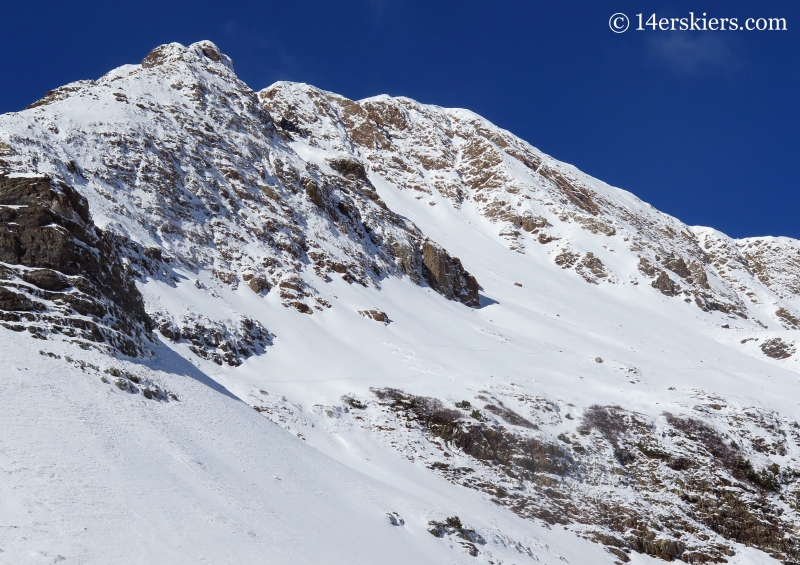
2, 0, 797, 239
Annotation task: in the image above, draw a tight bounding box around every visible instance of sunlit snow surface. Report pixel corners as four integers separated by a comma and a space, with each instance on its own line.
4, 265, 791, 564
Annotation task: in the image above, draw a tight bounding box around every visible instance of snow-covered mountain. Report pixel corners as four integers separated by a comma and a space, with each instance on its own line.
1, 40, 799, 565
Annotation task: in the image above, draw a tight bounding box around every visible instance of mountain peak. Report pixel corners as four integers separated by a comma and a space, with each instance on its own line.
140, 40, 235, 72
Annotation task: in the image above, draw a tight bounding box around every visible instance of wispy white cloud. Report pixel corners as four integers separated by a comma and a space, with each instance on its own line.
647, 34, 737, 74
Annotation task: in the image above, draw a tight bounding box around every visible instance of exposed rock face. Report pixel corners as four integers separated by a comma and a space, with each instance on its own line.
652, 271, 678, 296
0, 175, 151, 356
260, 82, 800, 328
153, 312, 272, 366
738, 237, 800, 298
358, 309, 389, 324
691, 228, 800, 323
427, 516, 486, 557
761, 338, 795, 360
0, 42, 479, 345
776, 307, 800, 329
1, 40, 798, 355
310, 389, 800, 564
253, 365, 800, 564
371, 389, 572, 478
421, 240, 480, 307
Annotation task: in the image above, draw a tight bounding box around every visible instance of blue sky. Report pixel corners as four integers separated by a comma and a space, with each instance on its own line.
1, 0, 797, 239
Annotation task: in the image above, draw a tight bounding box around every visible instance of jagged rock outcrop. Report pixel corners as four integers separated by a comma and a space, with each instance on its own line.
761, 337, 796, 360
0, 42, 479, 344
0, 175, 151, 356
358, 309, 390, 324
260, 81, 800, 328
153, 312, 273, 366
0, 40, 797, 354
279, 388, 800, 564
421, 240, 480, 307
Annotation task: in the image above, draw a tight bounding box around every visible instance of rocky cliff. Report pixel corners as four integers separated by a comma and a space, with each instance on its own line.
260, 81, 800, 328
0, 40, 480, 358
0, 174, 151, 356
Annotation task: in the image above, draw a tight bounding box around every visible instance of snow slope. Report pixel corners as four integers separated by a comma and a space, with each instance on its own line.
2, 331, 618, 565
1, 41, 799, 564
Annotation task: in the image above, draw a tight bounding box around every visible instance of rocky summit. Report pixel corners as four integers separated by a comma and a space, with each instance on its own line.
1, 41, 799, 565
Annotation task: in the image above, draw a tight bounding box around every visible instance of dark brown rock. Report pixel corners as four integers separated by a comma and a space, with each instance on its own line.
664, 255, 691, 278
358, 309, 389, 324
152, 312, 272, 366
290, 301, 313, 314
20, 268, 70, 291
688, 261, 710, 288
391, 241, 422, 284
421, 240, 479, 307
776, 307, 800, 329
628, 535, 685, 559
0, 286, 42, 311
521, 214, 547, 232
761, 338, 795, 360
652, 271, 678, 296
555, 250, 579, 269
606, 547, 630, 562
304, 179, 326, 208
637, 257, 656, 277
242, 272, 270, 294
200, 44, 221, 62
141, 44, 174, 68
578, 252, 607, 283
328, 158, 368, 182
372, 388, 572, 479
482, 403, 537, 429
0, 175, 151, 356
